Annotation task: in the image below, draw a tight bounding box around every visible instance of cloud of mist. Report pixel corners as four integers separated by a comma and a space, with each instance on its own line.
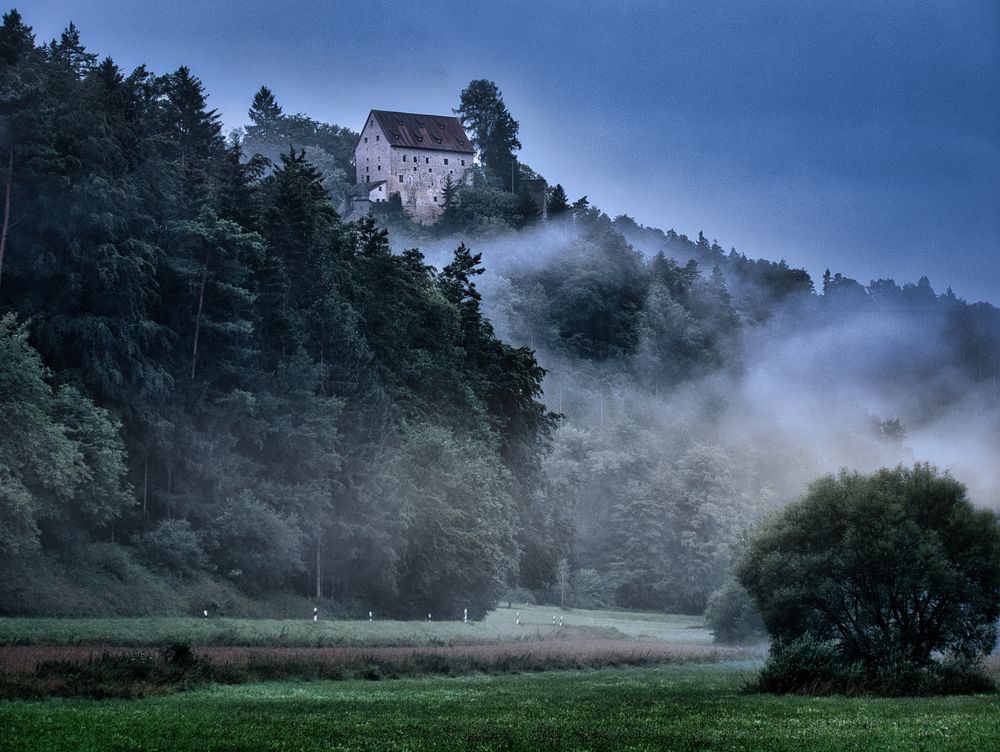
397, 221, 1000, 511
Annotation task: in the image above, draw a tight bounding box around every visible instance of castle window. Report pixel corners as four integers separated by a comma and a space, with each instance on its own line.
376, 135, 380, 141
403, 155, 407, 162
433, 196, 438, 202
377, 165, 381, 171
399, 175, 403, 182
444, 158, 449, 165
413, 166, 417, 171
429, 168, 432, 173
364, 137, 368, 143
378, 186, 383, 191
461, 159, 466, 166
425, 157, 429, 164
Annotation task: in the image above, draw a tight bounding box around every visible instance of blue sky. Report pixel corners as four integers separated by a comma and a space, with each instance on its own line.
21, 0, 1000, 303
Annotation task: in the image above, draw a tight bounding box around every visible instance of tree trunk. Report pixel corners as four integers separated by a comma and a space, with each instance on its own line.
142, 454, 149, 518
0, 145, 13, 292
191, 246, 210, 379
315, 536, 322, 598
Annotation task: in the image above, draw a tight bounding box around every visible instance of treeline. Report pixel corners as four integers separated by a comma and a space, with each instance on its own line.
4, 10, 1000, 620
0, 12, 562, 617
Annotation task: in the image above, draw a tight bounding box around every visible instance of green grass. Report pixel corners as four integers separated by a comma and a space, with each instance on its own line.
2, 663, 998, 751
0, 604, 710, 647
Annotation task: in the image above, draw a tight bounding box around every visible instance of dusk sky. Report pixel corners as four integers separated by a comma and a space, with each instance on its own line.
22, 0, 1000, 303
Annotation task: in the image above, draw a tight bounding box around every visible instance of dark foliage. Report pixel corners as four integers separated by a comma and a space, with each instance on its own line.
0, 16, 557, 617
737, 465, 1000, 693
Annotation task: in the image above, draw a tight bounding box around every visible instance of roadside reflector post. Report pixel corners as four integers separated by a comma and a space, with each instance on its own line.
464, 608, 468, 624
313, 607, 318, 622
369, 611, 373, 622
516, 611, 521, 625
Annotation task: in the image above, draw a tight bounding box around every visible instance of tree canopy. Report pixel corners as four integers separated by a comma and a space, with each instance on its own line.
456, 79, 521, 191
736, 464, 1000, 690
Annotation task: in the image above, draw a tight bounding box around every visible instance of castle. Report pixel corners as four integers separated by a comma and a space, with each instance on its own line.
342, 109, 475, 223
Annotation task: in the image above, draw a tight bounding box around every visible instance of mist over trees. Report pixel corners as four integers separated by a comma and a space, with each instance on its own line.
2, 10, 1000, 620
0, 13, 556, 617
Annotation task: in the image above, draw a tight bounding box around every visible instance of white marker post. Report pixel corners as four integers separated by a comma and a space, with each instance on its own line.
313, 607, 318, 622
369, 611, 373, 622
464, 608, 468, 624
428, 613, 432, 621
559, 616, 564, 627
516, 611, 521, 625
203, 609, 208, 619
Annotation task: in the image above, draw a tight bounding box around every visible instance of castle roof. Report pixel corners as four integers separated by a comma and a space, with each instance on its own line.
365, 110, 475, 154
346, 180, 386, 197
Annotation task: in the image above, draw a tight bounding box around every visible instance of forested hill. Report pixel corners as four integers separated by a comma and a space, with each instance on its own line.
0, 13, 557, 617
2, 12, 998, 618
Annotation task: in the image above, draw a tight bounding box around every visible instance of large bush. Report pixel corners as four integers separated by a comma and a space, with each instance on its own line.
736, 464, 1000, 693
704, 579, 766, 644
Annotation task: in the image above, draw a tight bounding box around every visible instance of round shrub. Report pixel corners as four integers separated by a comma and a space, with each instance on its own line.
704, 579, 766, 644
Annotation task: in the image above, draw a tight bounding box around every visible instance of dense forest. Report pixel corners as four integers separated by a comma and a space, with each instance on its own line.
2, 11, 999, 618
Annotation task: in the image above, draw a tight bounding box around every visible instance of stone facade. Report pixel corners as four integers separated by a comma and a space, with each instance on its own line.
347, 110, 475, 224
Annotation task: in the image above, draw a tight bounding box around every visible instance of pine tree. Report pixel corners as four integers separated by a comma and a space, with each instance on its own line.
47, 22, 96, 77
546, 184, 569, 217
456, 79, 521, 190
0, 9, 34, 65
246, 85, 283, 141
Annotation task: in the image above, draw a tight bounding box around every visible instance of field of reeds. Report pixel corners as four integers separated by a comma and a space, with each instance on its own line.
0, 604, 751, 698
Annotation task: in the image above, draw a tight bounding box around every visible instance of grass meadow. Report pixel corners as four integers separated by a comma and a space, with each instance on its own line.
0, 604, 713, 647
3, 664, 999, 751
1, 605, 997, 750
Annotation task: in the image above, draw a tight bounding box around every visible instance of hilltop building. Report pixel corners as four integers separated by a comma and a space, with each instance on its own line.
342, 109, 475, 223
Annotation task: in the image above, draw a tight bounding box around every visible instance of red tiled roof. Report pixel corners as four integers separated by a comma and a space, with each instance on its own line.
364, 110, 475, 154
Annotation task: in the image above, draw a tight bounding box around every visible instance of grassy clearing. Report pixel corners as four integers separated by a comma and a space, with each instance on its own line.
0, 606, 749, 698
0, 604, 711, 647
3, 663, 999, 751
